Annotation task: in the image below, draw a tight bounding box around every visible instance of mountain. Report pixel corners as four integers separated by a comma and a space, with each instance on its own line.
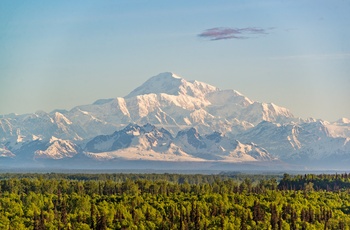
0, 72, 349, 169
126, 72, 219, 98
84, 123, 275, 162
174, 127, 274, 161
34, 137, 80, 159
236, 120, 350, 165
0, 72, 295, 142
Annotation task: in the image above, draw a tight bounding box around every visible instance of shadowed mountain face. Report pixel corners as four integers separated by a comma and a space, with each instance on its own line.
0, 72, 349, 169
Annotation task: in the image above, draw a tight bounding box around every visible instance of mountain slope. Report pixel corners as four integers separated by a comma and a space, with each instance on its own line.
84, 124, 275, 162
236, 120, 350, 163
34, 137, 80, 159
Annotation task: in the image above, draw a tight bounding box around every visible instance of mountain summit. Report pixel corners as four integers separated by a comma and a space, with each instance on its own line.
126, 72, 219, 98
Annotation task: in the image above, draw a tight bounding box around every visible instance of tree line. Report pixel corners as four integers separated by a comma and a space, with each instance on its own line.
278, 173, 350, 191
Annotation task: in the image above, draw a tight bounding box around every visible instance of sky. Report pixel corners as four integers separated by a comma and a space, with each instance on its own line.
1, 0, 349, 122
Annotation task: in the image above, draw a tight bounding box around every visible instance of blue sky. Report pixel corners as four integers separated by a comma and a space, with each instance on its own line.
1, 0, 349, 121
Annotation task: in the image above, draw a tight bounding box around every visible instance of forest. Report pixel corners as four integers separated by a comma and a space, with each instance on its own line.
0, 172, 350, 229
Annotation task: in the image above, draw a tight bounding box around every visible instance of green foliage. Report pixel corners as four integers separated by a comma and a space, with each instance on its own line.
0, 173, 349, 229
279, 173, 350, 191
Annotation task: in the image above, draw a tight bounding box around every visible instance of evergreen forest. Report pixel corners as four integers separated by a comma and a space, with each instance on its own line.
1, 172, 350, 229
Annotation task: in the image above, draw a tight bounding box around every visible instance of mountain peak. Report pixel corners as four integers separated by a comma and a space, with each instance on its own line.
159, 72, 182, 79
125, 72, 218, 98
125, 72, 183, 98
336, 117, 350, 124
146, 72, 183, 81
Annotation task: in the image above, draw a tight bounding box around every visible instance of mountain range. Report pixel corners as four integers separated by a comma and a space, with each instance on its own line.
1, 72, 349, 170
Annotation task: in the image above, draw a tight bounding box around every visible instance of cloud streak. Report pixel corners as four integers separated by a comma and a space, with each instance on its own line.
198, 27, 272, 41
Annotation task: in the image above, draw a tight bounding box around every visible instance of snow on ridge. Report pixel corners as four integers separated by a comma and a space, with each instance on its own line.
35, 137, 79, 159
54, 112, 72, 125
115, 97, 130, 116
168, 72, 182, 79
325, 118, 350, 138
125, 72, 183, 98
125, 72, 219, 99
50, 136, 59, 143
0, 144, 15, 157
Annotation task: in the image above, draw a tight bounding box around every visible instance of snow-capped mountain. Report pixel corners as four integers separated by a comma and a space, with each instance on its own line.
236, 120, 350, 163
0, 73, 294, 141
85, 123, 173, 153
0, 72, 349, 168
84, 124, 274, 162
126, 73, 219, 98
174, 127, 274, 161
0, 72, 295, 143
34, 137, 80, 159
65, 72, 295, 137
2, 135, 80, 161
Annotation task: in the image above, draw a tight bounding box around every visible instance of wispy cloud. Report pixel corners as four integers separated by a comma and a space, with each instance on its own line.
198, 27, 272, 41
